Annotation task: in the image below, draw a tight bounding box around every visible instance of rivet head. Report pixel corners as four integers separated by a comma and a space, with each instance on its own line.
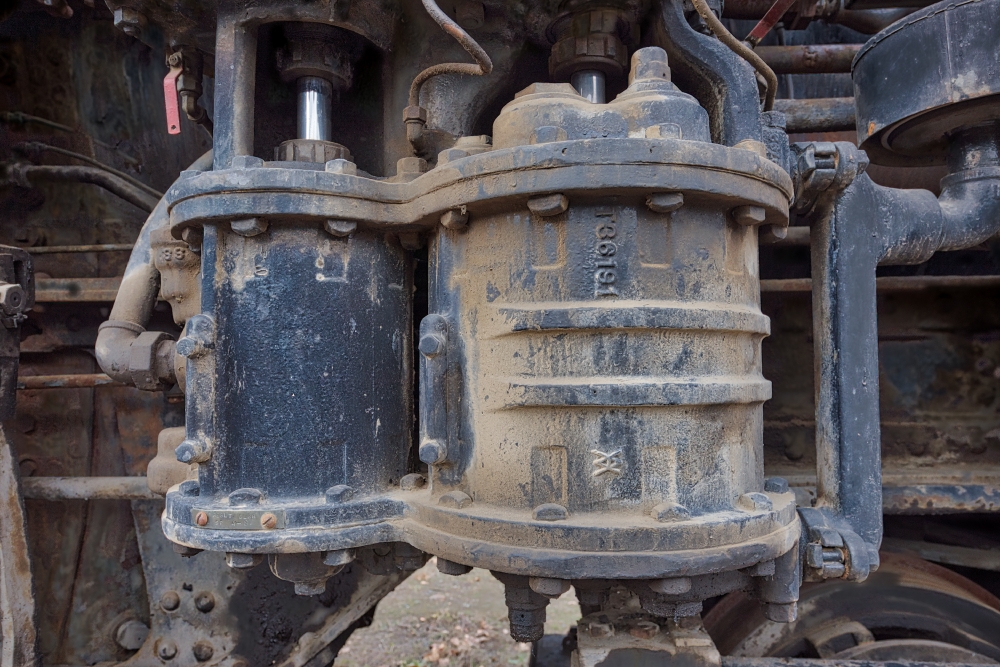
194, 591, 215, 613
195, 511, 209, 526
192, 641, 214, 662
260, 512, 278, 529
157, 639, 178, 660
159, 590, 181, 611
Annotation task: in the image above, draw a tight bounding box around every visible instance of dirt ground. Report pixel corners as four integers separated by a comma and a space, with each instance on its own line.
335, 558, 580, 667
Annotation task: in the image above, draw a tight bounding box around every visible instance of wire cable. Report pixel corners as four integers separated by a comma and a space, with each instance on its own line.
689, 0, 779, 111
408, 0, 493, 107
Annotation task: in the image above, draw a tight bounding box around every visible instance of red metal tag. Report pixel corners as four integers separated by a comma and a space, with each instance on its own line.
163, 65, 183, 135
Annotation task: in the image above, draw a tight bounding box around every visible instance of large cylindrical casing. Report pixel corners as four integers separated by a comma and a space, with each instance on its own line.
429, 201, 767, 517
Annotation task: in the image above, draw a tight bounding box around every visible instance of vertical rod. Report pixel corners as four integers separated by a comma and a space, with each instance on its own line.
297, 76, 333, 141
213, 13, 257, 170
571, 70, 606, 104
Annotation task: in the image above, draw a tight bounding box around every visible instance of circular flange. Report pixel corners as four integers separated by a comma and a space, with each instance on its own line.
853, 0, 1000, 166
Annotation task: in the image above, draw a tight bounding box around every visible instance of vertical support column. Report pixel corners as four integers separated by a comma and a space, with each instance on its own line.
213, 9, 257, 170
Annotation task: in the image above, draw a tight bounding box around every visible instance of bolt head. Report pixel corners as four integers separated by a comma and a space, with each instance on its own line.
437, 558, 473, 576
587, 621, 614, 638
400, 473, 427, 491
420, 440, 448, 465
648, 576, 691, 595
226, 552, 261, 569
528, 577, 570, 598
195, 511, 208, 526
260, 512, 278, 529
440, 207, 469, 230
629, 620, 660, 640
230, 217, 268, 237
764, 477, 789, 493
763, 601, 797, 623
402, 105, 428, 123
325, 219, 357, 237
532, 503, 568, 521
438, 490, 473, 509
294, 580, 328, 596
325, 484, 355, 503
323, 548, 356, 567
651, 501, 690, 522
646, 192, 684, 214
0, 283, 25, 314
732, 204, 767, 226
418, 333, 446, 357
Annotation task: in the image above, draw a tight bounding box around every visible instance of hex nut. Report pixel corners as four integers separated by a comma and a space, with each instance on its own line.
440, 207, 469, 230
738, 492, 774, 511
418, 333, 447, 357
275, 139, 351, 163
231, 218, 269, 237
0, 283, 25, 315
113, 7, 146, 37
732, 204, 767, 226
228, 487, 263, 506
764, 477, 789, 493
528, 577, 570, 598
587, 621, 614, 638
763, 601, 797, 623
402, 105, 428, 124
533, 503, 568, 521
175, 439, 211, 464
325, 219, 357, 237
325, 158, 358, 175
646, 192, 684, 213
230, 155, 264, 170
115, 619, 149, 651
651, 501, 690, 522
629, 620, 660, 640
194, 591, 215, 613
159, 590, 181, 612
295, 580, 328, 596
648, 576, 691, 595
397, 156, 428, 175
226, 553, 262, 569
400, 473, 427, 491
157, 638, 178, 660
437, 558, 473, 576
323, 548, 356, 567
325, 484, 355, 503
420, 440, 448, 465
527, 194, 569, 217
192, 641, 214, 662
438, 490, 473, 509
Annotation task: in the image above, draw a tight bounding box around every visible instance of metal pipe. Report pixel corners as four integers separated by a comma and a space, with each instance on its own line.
761, 275, 1000, 292
407, 0, 492, 108
297, 76, 333, 141
17, 374, 120, 389
570, 70, 606, 104
774, 97, 855, 133
8, 164, 159, 212
757, 45, 861, 74
20, 476, 159, 500
27, 244, 133, 254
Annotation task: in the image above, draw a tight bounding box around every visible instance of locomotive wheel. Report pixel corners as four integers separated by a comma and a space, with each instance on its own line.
704, 552, 1000, 661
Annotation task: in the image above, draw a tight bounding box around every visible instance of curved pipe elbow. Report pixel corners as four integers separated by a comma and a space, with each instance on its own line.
937, 172, 1000, 253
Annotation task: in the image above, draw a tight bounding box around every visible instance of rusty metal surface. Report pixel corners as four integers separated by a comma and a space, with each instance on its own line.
17, 372, 119, 388
757, 45, 860, 74
773, 98, 856, 133
20, 475, 158, 500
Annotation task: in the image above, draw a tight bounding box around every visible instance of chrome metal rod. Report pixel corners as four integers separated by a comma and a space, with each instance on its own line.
571, 70, 606, 104
297, 76, 333, 141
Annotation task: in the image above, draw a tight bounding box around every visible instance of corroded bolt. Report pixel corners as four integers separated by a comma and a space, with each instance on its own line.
157, 639, 178, 660
325, 219, 357, 237
588, 621, 614, 638
764, 602, 797, 623
437, 558, 473, 576
400, 473, 427, 491
732, 205, 766, 225
194, 591, 215, 613
528, 577, 570, 598
647, 192, 684, 214
629, 620, 660, 640
527, 193, 568, 217
260, 512, 278, 529
418, 333, 447, 358
195, 511, 208, 526
231, 217, 269, 237
159, 590, 180, 612
323, 548, 356, 567
420, 440, 448, 465
533, 503, 568, 521
440, 207, 469, 230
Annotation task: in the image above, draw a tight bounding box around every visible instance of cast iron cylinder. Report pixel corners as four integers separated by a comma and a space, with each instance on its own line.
413, 48, 799, 582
